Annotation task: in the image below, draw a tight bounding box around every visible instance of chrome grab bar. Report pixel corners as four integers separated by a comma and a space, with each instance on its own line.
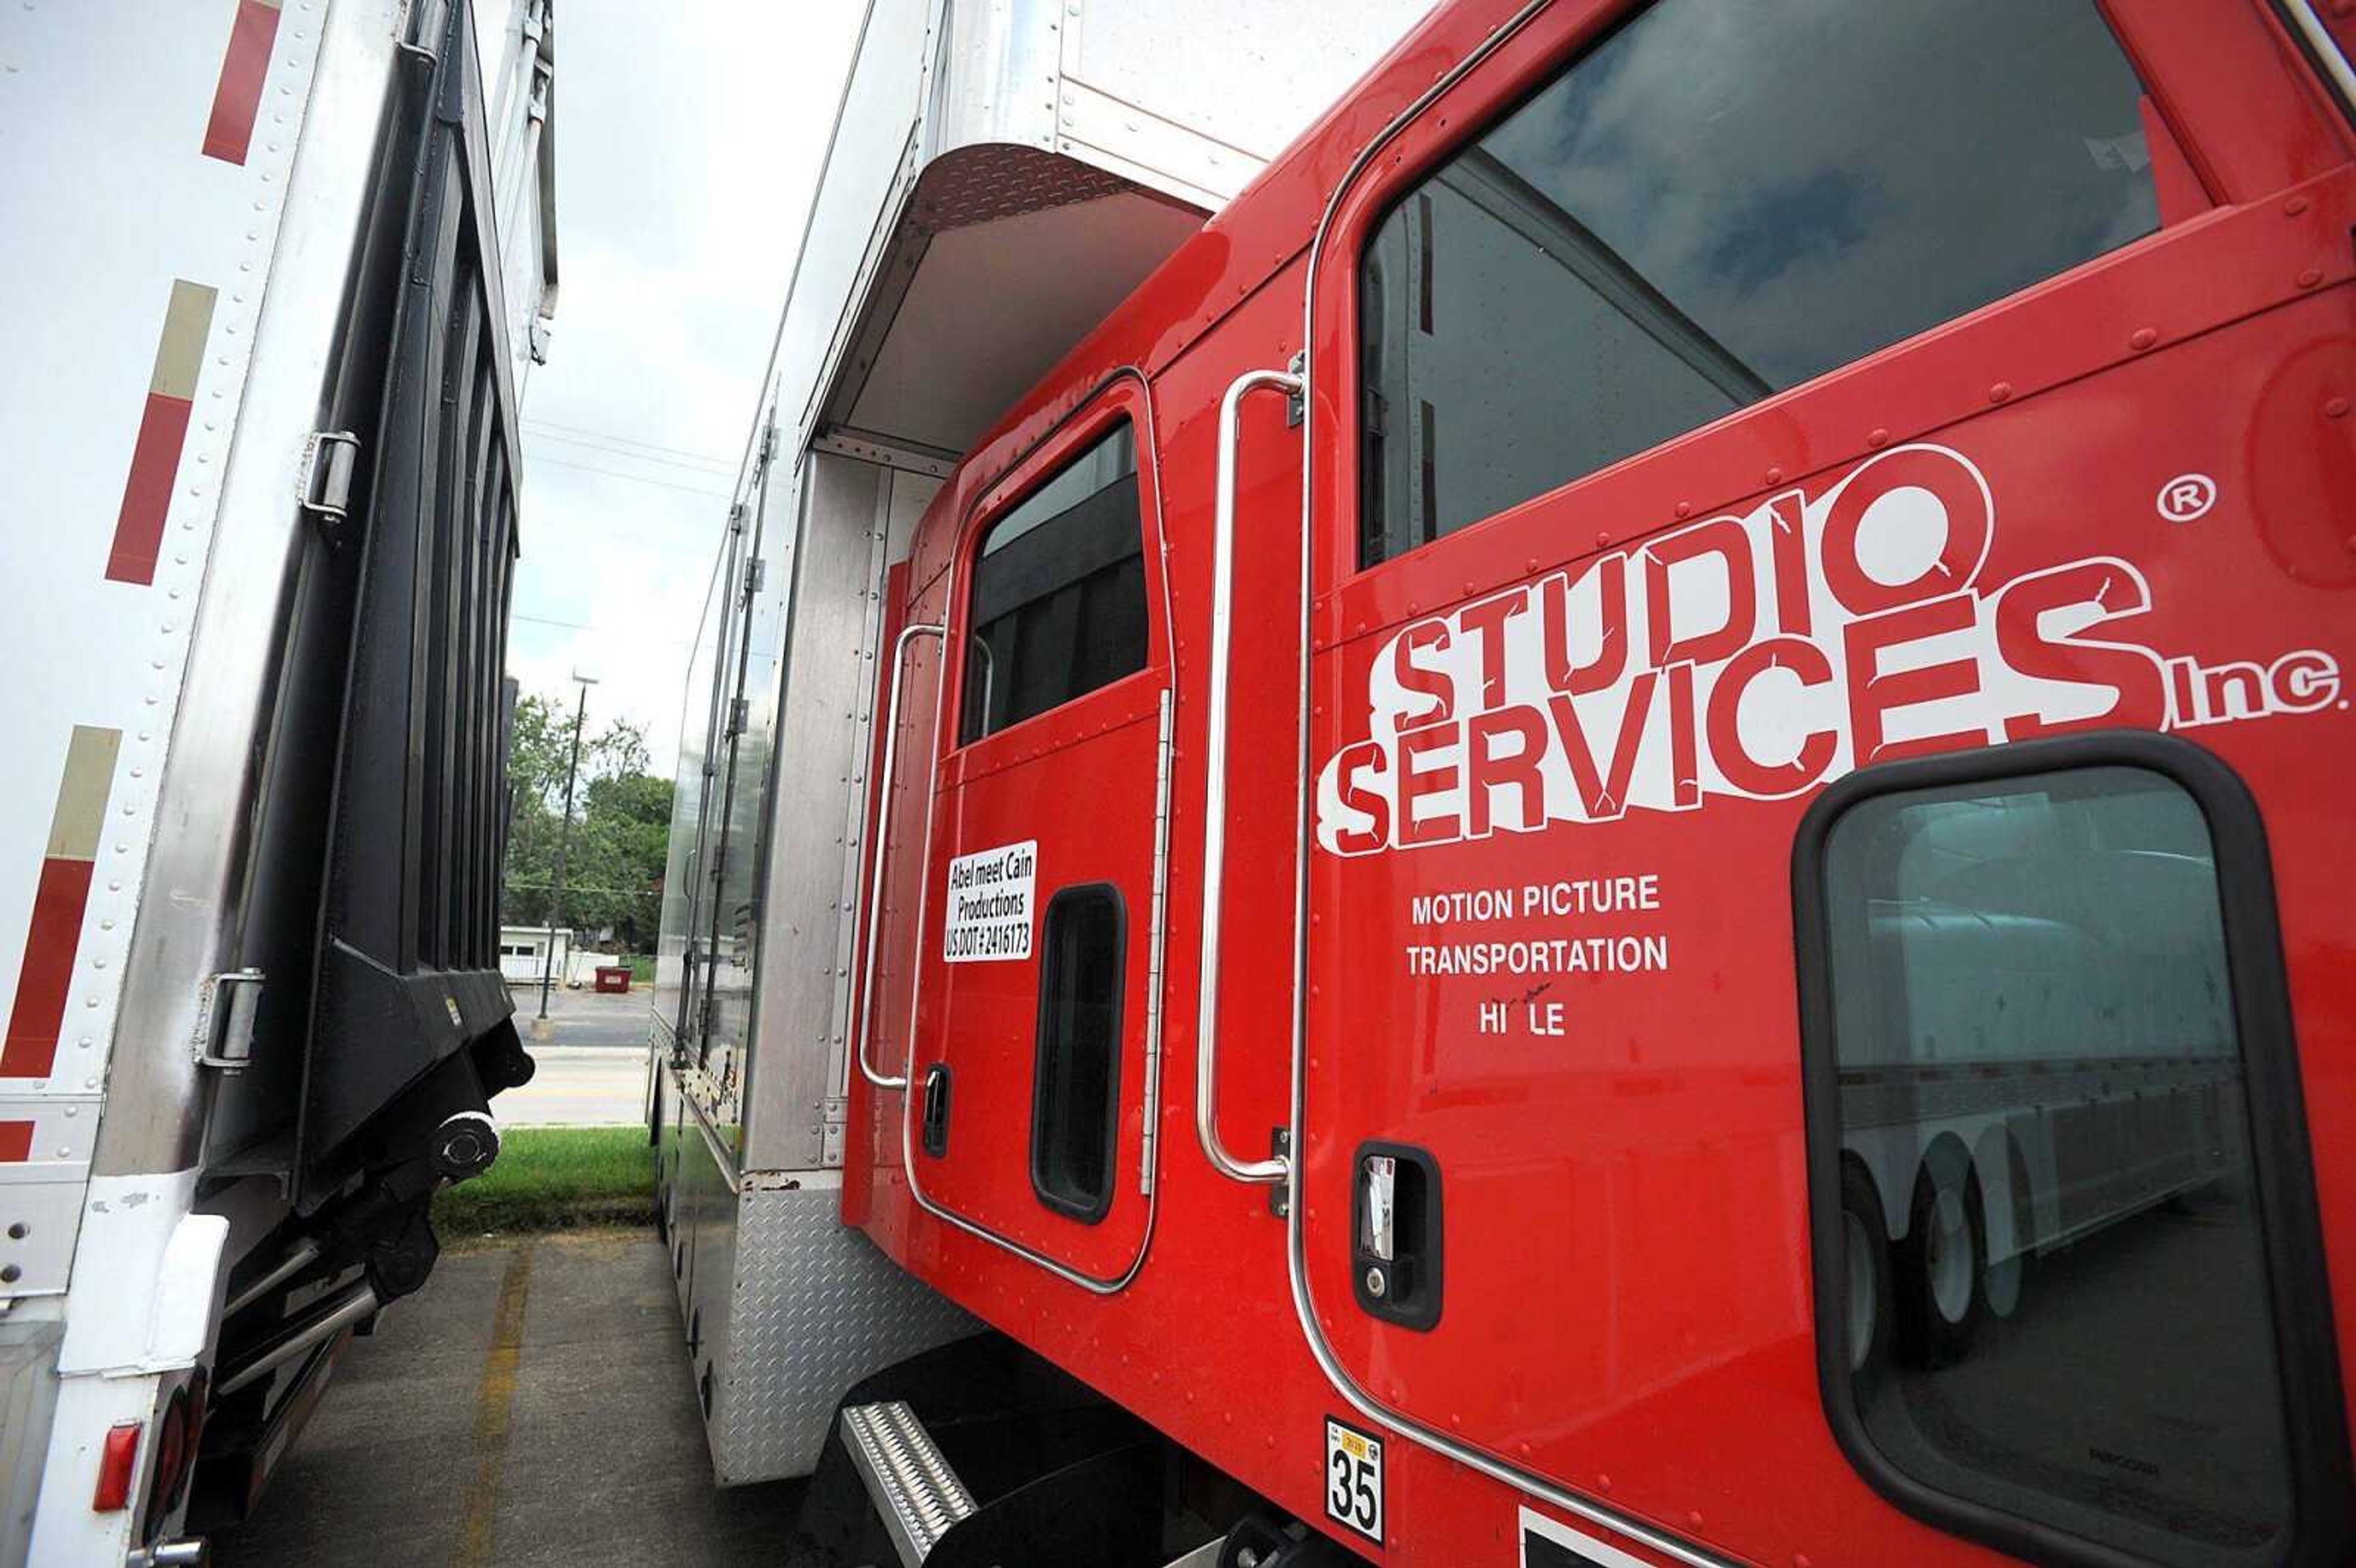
856, 621, 946, 1090
1195, 367, 1302, 1185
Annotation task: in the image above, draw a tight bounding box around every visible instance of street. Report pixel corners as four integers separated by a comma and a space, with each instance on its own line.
512, 983, 651, 1050
499, 987, 652, 1127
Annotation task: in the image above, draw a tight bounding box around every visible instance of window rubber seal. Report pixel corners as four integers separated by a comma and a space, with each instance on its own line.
1028, 882, 1126, 1225
1788, 729, 2354, 1568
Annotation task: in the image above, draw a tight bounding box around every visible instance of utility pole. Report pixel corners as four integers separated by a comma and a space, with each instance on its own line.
536, 671, 599, 1029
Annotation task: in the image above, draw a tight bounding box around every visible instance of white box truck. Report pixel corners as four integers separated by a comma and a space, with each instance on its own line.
0, 2, 556, 1561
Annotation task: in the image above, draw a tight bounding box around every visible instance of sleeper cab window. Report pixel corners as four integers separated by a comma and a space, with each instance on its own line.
1800, 751, 2342, 1568
1031, 885, 1124, 1223
1358, 0, 2171, 566
960, 420, 1148, 745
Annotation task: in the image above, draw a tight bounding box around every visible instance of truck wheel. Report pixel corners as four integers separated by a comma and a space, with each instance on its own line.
1983, 1140, 2033, 1321
1839, 1163, 1894, 1392
1898, 1160, 1985, 1366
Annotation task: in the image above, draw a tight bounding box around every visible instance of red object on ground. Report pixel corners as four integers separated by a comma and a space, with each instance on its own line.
592, 966, 632, 994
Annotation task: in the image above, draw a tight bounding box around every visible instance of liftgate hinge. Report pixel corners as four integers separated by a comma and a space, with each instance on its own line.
298, 431, 362, 540
726, 696, 750, 737
741, 558, 765, 601
195, 969, 265, 1071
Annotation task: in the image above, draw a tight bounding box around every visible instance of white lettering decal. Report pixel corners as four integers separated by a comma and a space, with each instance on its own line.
1317, 445, 2339, 855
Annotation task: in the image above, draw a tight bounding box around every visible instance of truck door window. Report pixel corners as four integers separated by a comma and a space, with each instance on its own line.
1359, 0, 2169, 565
1030, 885, 1124, 1222
960, 420, 1147, 744
1798, 751, 2347, 1567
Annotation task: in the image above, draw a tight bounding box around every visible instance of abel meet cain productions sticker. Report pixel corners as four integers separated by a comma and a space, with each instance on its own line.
943, 840, 1036, 962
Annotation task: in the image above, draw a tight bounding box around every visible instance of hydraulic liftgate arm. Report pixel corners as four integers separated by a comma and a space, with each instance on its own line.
1193, 366, 1302, 1187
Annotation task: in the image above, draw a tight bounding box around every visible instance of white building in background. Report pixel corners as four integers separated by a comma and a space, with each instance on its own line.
499, 926, 627, 988
499, 926, 574, 985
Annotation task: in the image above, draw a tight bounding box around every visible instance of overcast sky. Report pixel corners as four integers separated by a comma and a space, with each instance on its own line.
506, 4, 866, 776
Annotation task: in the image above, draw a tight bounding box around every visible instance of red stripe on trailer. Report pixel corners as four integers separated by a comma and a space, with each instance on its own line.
201, 0, 283, 166
1, 859, 96, 1082
106, 392, 195, 586
4, 728, 119, 1082
107, 282, 215, 587
0, 1121, 31, 1162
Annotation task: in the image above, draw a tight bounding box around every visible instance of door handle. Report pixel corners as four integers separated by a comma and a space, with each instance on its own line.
1195, 366, 1303, 1186
1353, 1143, 1442, 1330
855, 620, 945, 1090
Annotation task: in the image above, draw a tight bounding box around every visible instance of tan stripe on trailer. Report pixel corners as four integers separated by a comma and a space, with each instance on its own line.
44, 726, 121, 862
148, 280, 218, 401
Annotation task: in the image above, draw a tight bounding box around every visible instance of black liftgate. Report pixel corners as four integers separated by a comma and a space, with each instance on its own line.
194, 2, 540, 1523
213, 0, 534, 1227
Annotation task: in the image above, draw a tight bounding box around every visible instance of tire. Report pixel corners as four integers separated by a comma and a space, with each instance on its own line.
1839, 1163, 1895, 1394
1897, 1157, 1986, 1367
1982, 1139, 2033, 1321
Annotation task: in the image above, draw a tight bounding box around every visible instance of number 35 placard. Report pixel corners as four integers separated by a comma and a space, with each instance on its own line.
1325, 1418, 1384, 1543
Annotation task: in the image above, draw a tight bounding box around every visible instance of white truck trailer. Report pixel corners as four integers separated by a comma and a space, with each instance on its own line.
645, 0, 1433, 1489
0, 2, 556, 1562
1834, 802, 2244, 1366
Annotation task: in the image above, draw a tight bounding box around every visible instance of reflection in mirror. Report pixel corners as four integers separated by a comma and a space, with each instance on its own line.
1822, 767, 2295, 1568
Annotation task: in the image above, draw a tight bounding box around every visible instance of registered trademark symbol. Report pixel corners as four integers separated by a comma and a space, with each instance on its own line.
2157, 472, 2217, 523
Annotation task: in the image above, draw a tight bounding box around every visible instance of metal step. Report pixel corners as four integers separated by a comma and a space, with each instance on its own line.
839, 1400, 979, 1567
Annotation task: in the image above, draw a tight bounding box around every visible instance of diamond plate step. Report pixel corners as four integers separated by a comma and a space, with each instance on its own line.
839, 1400, 979, 1566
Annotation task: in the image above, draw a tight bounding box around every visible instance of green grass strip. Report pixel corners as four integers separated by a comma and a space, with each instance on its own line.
434, 1125, 653, 1238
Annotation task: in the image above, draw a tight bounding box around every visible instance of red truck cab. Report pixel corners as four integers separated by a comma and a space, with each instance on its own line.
842, 2, 2356, 1564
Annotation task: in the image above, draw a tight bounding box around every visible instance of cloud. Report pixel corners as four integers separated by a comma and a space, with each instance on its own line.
508, 1, 864, 774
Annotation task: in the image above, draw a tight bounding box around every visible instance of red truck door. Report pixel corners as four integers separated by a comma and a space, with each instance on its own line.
899, 379, 1173, 1285
1287, 2, 2355, 1565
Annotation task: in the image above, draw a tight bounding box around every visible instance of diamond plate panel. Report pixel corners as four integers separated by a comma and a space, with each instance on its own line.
708, 1180, 979, 1485
910, 146, 1133, 235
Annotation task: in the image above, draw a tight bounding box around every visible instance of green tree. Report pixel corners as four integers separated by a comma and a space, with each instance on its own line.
501, 691, 673, 953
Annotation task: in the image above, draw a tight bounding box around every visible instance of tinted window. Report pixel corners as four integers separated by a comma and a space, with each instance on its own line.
1360, 0, 2164, 564
1030, 885, 1123, 1222
961, 422, 1147, 744
1813, 766, 2304, 1567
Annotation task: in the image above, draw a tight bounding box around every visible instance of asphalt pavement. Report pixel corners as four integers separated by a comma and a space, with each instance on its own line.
210, 1231, 818, 1568
498, 987, 653, 1126
512, 983, 650, 1049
